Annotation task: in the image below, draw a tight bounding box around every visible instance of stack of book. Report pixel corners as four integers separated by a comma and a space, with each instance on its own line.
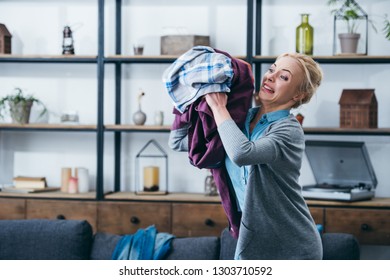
1, 176, 60, 193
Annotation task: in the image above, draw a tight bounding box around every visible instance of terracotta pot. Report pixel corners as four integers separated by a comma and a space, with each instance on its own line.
338, 33, 361, 54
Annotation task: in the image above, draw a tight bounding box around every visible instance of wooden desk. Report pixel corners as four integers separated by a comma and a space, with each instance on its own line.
307, 198, 390, 245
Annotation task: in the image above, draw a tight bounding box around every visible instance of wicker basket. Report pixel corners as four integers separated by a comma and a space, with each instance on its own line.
339, 89, 377, 128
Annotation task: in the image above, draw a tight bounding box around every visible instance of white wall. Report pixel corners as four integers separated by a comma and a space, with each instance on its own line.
1, 0, 390, 197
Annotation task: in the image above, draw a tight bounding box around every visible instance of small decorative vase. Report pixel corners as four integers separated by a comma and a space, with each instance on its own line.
154, 111, 164, 126
133, 90, 147, 125
296, 14, 314, 55
133, 106, 146, 125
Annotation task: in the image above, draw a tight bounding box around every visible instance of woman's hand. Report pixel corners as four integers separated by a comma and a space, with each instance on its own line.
205, 92, 231, 126
205, 92, 228, 112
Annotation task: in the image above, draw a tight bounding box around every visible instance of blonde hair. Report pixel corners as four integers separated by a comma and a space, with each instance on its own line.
276, 53, 323, 108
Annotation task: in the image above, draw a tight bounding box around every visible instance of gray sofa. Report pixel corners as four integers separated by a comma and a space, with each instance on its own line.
0, 219, 360, 260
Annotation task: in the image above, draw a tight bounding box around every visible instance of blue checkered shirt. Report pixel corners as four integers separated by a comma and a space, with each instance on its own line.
162, 46, 234, 113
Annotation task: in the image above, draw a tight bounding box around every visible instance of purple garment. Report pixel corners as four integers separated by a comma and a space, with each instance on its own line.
171, 49, 254, 238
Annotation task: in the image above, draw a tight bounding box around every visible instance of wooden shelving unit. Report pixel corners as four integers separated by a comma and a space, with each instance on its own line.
0, 0, 389, 201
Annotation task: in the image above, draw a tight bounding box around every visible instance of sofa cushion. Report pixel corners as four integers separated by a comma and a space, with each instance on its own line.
91, 232, 220, 260
90, 232, 122, 260
164, 236, 220, 260
0, 219, 93, 260
219, 228, 237, 260
322, 233, 360, 260
220, 228, 360, 260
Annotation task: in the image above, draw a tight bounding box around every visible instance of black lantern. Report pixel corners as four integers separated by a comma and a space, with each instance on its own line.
332, 0, 368, 55
62, 26, 75, 55
135, 139, 168, 195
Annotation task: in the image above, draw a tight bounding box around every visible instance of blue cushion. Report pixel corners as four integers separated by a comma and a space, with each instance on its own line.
0, 219, 93, 260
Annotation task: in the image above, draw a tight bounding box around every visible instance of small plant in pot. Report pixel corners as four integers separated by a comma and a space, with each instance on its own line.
0, 88, 47, 124
328, 0, 390, 54
328, 0, 368, 54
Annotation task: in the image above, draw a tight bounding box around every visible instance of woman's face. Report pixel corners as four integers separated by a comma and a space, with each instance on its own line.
258, 56, 305, 110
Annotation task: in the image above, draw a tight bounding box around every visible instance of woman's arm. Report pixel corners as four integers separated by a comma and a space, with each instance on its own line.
205, 92, 232, 125
168, 124, 190, 152
218, 118, 304, 167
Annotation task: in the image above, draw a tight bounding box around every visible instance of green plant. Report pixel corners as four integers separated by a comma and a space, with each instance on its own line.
0, 87, 47, 123
327, 0, 390, 40
383, 14, 390, 40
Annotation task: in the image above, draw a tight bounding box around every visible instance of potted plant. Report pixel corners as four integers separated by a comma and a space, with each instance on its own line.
383, 14, 390, 40
328, 0, 390, 54
0, 87, 47, 124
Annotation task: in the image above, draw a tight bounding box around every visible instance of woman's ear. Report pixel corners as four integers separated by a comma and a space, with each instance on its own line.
292, 92, 305, 102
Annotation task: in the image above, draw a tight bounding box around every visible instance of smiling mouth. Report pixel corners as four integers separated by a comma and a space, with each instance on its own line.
262, 84, 275, 94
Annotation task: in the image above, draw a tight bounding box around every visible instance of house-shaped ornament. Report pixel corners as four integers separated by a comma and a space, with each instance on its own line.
0, 23, 12, 54
339, 89, 377, 128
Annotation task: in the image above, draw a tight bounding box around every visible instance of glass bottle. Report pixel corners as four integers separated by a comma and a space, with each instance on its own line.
296, 14, 313, 55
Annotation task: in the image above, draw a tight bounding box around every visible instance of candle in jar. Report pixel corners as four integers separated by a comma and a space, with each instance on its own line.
143, 166, 159, 191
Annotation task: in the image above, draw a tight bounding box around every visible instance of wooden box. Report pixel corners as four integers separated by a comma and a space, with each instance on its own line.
0, 23, 12, 54
160, 35, 210, 55
339, 89, 377, 128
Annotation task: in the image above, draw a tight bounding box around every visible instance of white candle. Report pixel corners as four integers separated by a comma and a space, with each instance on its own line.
75, 167, 89, 193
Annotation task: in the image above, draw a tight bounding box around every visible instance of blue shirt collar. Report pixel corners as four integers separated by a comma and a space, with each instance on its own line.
247, 106, 290, 124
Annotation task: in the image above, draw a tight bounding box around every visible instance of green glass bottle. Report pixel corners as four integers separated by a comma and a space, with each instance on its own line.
296, 14, 313, 55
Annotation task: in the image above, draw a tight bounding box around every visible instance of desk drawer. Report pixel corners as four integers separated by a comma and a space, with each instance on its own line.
0, 198, 25, 219
172, 203, 228, 237
326, 208, 390, 245
26, 199, 97, 232
97, 202, 171, 235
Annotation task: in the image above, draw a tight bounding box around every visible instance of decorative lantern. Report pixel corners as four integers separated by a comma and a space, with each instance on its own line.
135, 139, 168, 195
332, 0, 368, 55
62, 26, 75, 55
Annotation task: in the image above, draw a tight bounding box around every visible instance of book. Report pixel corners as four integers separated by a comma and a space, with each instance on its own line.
13, 176, 47, 189
1, 187, 60, 194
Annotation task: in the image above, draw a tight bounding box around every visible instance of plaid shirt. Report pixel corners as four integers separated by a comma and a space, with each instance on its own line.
162, 46, 234, 113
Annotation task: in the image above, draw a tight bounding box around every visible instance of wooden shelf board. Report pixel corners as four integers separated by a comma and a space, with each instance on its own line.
253, 55, 390, 64
105, 124, 171, 132
306, 197, 390, 208
105, 192, 390, 207
0, 123, 97, 130
0, 190, 96, 199
0, 54, 97, 59
105, 192, 222, 203
303, 127, 390, 135
0, 55, 98, 63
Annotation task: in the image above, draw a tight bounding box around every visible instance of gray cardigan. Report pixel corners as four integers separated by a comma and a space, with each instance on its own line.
218, 115, 322, 260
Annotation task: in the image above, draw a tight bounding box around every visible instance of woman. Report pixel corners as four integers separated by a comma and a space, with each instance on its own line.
205, 53, 324, 259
